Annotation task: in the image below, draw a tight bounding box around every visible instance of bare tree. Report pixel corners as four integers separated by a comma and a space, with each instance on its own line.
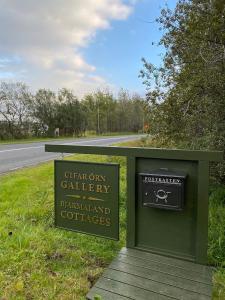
0, 82, 32, 138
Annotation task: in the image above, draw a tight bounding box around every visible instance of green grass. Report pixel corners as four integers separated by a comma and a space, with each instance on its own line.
208, 186, 225, 299
0, 154, 126, 299
0, 147, 225, 299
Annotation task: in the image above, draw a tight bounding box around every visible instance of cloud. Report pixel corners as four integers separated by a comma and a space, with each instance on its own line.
0, 0, 133, 95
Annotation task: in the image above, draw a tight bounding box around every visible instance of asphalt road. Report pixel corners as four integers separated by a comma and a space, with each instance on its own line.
0, 135, 143, 174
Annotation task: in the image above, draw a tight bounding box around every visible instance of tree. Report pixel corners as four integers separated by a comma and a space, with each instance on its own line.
30, 89, 57, 137
58, 88, 87, 136
0, 82, 32, 139
83, 91, 116, 134
140, 0, 225, 183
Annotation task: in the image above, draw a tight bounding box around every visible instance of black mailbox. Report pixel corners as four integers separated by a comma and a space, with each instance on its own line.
139, 169, 187, 211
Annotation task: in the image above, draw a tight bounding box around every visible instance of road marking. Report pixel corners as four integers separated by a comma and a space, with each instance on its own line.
61, 136, 134, 145
0, 145, 43, 153
0, 136, 138, 154
9, 167, 20, 171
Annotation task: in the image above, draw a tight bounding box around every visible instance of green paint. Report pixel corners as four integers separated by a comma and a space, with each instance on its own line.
54, 160, 119, 240
46, 144, 223, 264
45, 144, 223, 161
135, 158, 198, 262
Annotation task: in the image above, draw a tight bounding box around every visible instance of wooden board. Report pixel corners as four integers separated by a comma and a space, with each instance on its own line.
86, 247, 213, 300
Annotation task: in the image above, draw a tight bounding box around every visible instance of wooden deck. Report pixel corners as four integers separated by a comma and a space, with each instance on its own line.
86, 247, 213, 300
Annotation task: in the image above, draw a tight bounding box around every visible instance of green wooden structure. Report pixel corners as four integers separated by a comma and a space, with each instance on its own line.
54, 160, 120, 240
87, 247, 213, 300
45, 144, 223, 299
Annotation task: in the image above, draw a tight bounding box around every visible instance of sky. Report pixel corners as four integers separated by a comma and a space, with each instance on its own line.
0, 0, 177, 97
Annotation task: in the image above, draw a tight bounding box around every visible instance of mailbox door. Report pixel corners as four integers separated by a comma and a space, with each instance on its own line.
140, 172, 186, 211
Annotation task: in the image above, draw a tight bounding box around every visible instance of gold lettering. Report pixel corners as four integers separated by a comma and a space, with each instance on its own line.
64, 172, 107, 183
79, 213, 85, 221
89, 173, 95, 181
60, 210, 112, 227
99, 217, 105, 226
60, 180, 68, 189
88, 184, 94, 192
64, 172, 69, 178
96, 185, 103, 193
98, 206, 104, 214
82, 182, 87, 191
66, 212, 73, 219
105, 218, 111, 226
73, 212, 79, 220
60, 211, 66, 218
65, 201, 71, 209
103, 185, 111, 193
100, 175, 106, 182
74, 203, 80, 210
75, 182, 80, 190
67, 182, 73, 189
104, 207, 111, 214
95, 175, 100, 181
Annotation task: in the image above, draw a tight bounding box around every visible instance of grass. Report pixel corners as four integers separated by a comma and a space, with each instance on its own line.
0, 154, 126, 299
209, 186, 225, 299
0, 140, 225, 299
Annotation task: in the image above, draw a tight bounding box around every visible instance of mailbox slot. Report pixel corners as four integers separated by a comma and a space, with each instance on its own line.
139, 169, 187, 211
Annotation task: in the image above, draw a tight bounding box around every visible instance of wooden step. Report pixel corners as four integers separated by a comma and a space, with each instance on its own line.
86, 247, 213, 300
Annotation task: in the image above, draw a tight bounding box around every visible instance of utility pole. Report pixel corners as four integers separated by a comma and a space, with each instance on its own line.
97, 104, 100, 135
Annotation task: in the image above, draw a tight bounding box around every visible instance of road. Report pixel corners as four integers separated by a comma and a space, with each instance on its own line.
0, 135, 142, 174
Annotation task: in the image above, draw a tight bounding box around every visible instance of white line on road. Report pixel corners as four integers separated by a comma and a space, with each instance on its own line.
62, 136, 133, 145
0, 136, 137, 154
0, 145, 43, 153
9, 167, 20, 171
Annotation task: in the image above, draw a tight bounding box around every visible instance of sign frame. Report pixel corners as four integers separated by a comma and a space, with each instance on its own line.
54, 160, 120, 240
45, 144, 223, 264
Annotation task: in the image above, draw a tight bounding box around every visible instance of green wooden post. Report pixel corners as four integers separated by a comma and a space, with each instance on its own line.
196, 160, 210, 264
126, 156, 136, 248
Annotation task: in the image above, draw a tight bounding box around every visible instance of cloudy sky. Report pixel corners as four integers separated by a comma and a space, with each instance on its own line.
0, 0, 176, 96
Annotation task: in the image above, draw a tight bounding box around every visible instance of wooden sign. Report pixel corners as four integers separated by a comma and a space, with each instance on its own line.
54, 160, 119, 240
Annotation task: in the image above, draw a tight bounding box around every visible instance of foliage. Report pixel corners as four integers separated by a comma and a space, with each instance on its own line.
29, 89, 58, 137
57, 88, 87, 136
208, 185, 225, 266
83, 89, 147, 134
140, 0, 225, 183
0, 82, 32, 139
0, 84, 147, 140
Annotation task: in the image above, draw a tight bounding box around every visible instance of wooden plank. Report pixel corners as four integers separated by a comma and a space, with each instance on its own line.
120, 247, 213, 276
45, 144, 223, 162
86, 286, 130, 300
102, 268, 211, 300
95, 277, 176, 300
109, 260, 212, 296
87, 248, 213, 299
196, 160, 209, 264
126, 157, 136, 248
116, 254, 212, 284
